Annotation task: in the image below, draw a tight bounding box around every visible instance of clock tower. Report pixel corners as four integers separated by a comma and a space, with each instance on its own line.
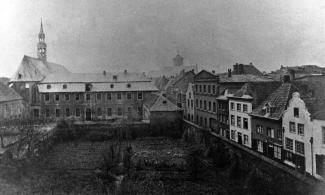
37, 20, 47, 61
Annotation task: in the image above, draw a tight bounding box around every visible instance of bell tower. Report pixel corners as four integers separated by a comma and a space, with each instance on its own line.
37, 20, 47, 61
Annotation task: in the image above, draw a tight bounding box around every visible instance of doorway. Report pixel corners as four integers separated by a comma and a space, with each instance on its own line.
86, 108, 91, 120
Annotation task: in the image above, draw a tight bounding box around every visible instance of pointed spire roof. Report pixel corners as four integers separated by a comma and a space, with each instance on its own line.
40, 19, 44, 34
38, 19, 45, 40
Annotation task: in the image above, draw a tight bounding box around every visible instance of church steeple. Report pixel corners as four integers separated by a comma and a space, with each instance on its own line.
37, 20, 47, 61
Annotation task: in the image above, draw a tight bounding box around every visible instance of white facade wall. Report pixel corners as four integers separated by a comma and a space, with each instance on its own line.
312, 119, 325, 179
229, 99, 252, 148
185, 83, 195, 122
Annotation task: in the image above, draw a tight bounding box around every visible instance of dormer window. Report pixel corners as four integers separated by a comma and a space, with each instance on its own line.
127, 83, 131, 88
63, 84, 67, 89
163, 100, 167, 104
110, 84, 114, 88
18, 73, 22, 79
47, 84, 51, 89
85, 83, 92, 91
294, 107, 299, 118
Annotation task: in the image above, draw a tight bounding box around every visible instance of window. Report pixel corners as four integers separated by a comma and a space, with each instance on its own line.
195, 85, 198, 93
65, 94, 69, 101
127, 83, 131, 88
55, 94, 60, 101
138, 106, 142, 116
212, 85, 216, 94
86, 94, 91, 101
257, 140, 263, 152
110, 84, 114, 88
45, 93, 50, 102
256, 125, 263, 134
294, 107, 299, 118
76, 108, 80, 117
76, 93, 80, 101
231, 130, 236, 140
237, 103, 241, 112
63, 84, 67, 89
230, 102, 234, 110
231, 115, 235, 126
66, 108, 70, 117
208, 85, 211, 93
237, 116, 241, 128
323, 127, 325, 145
213, 102, 216, 112
266, 128, 274, 138
117, 93, 122, 100
295, 141, 305, 155
47, 84, 51, 89
45, 108, 50, 117
274, 145, 281, 160
127, 92, 132, 100
289, 122, 295, 133
196, 99, 198, 108
97, 93, 101, 100
243, 104, 248, 112
277, 130, 282, 141
127, 107, 132, 113
244, 135, 249, 145
204, 100, 207, 110
137, 92, 143, 100
191, 100, 194, 109
97, 108, 102, 116
199, 100, 202, 109
187, 100, 190, 108
55, 109, 60, 117
85, 83, 92, 91
107, 108, 112, 116
199, 85, 202, 93
203, 85, 206, 93
298, 123, 304, 135
285, 138, 293, 151
208, 101, 211, 111
117, 107, 122, 116
243, 118, 248, 129
107, 93, 112, 100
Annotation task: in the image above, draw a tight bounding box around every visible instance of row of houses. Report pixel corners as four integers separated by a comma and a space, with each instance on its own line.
177, 67, 325, 180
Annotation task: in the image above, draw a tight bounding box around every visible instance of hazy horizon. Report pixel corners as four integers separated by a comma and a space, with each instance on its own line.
0, 0, 325, 77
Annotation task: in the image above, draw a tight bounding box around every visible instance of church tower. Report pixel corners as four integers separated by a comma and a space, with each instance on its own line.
37, 20, 47, 61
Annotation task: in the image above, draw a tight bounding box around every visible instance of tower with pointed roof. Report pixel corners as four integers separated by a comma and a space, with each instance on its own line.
173, 51, 184, 67
37, 20, 47, 61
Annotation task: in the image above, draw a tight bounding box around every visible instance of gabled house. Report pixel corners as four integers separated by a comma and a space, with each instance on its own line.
185, 83, 195, 122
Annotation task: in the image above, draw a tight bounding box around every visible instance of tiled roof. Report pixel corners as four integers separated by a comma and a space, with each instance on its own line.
41, 72, 150, 83
234, 64, 263, 76
10, 55, 70, 82
0, 83, 22, 102
251, 83, 297, 120
219, 74, 274, 83
144, 93, 182, 112
231, 81, 282, 108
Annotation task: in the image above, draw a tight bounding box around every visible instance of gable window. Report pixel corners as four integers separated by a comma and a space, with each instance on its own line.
208, 85, 211, 93
243, 118, 248, 129
289, 122, 295, 133
297, 124, 304, 135
256, 125, 263, 134
46, 84, 51, 89
45, 93, 50, 102
127, 92, 132, 100
285, 138, 293, 151
107, 93, 112, 100
237, 116, 241, 128
212, 85, 216, 94
267, 128, 274, 138
76, 108, 80, 117
243, 104, 248, 112
97, 93, 101, 100
237, 103, 241, 112
203, 85, 206, 93
137, 92, 143, 100
295, 141, 305, 155
63, 84, 67, 89
230, 102, 234, 110
55, 94, 60, 101
65, 94, 69, 101
294, 107, 299, 118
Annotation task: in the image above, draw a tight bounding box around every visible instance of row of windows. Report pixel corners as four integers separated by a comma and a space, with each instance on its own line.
230, 130, 249, 146
195, 115, 208, 128
230, 115, 248, 129
218, 114, 229, 125
289, 122, 304, 135
46, 83, 133, 90
256, 125, 282, 140
230, 102, 248, 112
285, 138, 305, 155
43, 106, 143, 118
187, 99, 194, 110
195, 99, 217, 113
44, 92, 143, 102
195, 84, 216, 95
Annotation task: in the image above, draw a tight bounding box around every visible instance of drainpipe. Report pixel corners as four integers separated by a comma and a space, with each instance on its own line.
310, 137, 314, 176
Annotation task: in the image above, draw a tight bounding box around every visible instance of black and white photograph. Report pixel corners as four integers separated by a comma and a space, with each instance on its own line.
0, 0, 325, 194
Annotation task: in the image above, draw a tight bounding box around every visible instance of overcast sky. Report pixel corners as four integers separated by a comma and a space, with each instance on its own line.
0, 0, 325, 77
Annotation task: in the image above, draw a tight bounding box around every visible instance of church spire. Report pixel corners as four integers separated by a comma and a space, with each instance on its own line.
37, 20, 47, 61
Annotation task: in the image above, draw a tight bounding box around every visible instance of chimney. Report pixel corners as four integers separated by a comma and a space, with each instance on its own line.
124, 70, 127, 74
249, 62, 253, 65
233, 63, 239, 74
228, 69, 232, 77
103, 70, 106, 76
239, 64, 244, 74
